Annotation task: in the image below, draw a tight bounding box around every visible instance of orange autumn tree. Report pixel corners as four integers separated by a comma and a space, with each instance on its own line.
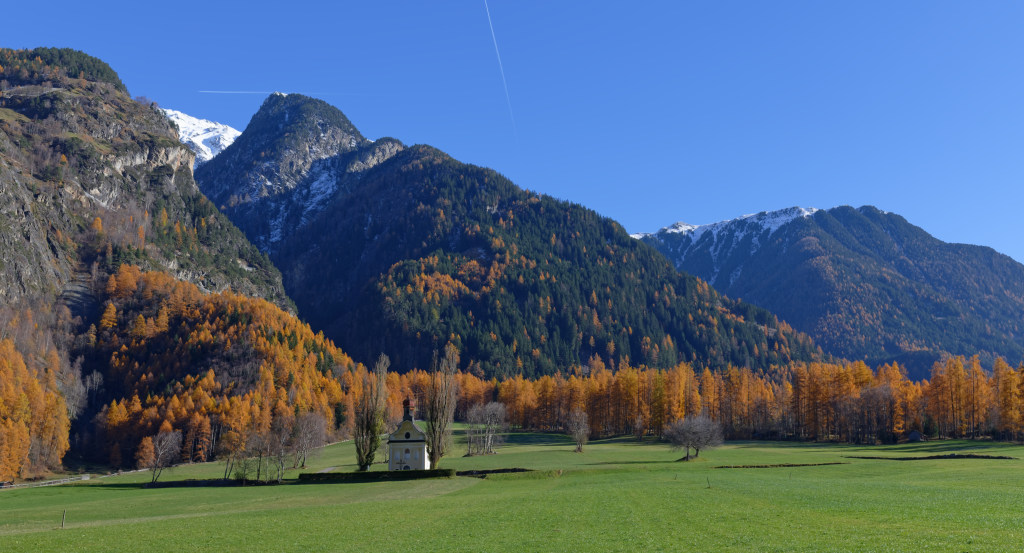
0, 340, 70, 480
991, 357, 1021, 440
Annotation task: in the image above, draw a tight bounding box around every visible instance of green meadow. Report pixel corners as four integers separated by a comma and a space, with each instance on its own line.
2, 435, 1023, 552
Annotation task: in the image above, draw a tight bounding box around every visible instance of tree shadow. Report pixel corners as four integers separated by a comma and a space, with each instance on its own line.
584, 460, 672, 466
83, 482, 149, 491
503, 433, 573, 446
727, 439, 1021, 454
879, 441, 1020, 453
727, 440, 827, 449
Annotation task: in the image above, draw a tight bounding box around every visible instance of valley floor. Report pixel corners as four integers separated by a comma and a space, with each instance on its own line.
2, 436, 1022, 552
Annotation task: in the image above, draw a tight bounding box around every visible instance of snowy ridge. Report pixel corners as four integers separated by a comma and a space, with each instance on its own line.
635, 207, 819, 286
633, 206, 819, 243
162, 108, 241, 167
630, 221, 695, 240
675, 206, 819, 244
664, 222, 699, 234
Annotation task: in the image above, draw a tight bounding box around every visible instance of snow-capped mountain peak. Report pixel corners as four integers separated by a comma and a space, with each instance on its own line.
634, 207, 820, 286
630, 221, 698, 240
659, 206, 819, 240
162, 108, 241, 167
665, 221, 700, 234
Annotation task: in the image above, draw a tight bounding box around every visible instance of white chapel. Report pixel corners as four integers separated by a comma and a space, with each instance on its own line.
388, 398, 430, 471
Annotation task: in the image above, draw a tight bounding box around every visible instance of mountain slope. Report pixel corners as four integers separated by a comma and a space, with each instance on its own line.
0, 47, 304, 473
638, 205, 1024, 377
161, 108, 240, 167
194, 93, 403, 252
196, 95, 821, 376
0, 47, 290, 308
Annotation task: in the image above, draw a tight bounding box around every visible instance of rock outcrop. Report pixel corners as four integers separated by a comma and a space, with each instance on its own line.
0, 50, 291, 309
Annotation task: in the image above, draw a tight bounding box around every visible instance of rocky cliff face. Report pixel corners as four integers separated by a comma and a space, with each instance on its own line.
195, 93, 403, 253
0, 140, 73, 301
0, 52, 290, 309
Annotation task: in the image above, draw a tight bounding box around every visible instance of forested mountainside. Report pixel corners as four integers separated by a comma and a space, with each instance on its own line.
80, 266, 354, 469
638, 206, 1024, 379
0, 263, 357, 479
0, 47, 289, 307
196, 95, 822, 378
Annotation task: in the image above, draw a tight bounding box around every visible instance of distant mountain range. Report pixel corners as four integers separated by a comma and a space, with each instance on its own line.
161, 108, 240, 167
194, 94, 820, 376
168, 93, 1024, 380
637, 206, 1024, 378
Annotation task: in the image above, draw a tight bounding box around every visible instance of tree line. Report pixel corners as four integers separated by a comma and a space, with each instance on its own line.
0, 47, 128, 93
479, 354, 1024, 444
4, 265, 1024, 482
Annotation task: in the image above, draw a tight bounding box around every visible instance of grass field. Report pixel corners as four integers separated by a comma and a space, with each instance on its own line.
2, 434, 1023, 552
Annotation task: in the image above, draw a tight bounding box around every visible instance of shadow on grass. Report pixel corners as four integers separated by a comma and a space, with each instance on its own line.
501, 432, 674, 448
503, 433, 573, 446
585, 460, 673, 466
727, 440, 834, 450
590, 436, 659, 446
714, 462, 849, 469
880, 441, 1020, 453
726, 439, 1022, 453
84, 482, 149, 491
502, 432, 667, 447
844, 453, 1017, 461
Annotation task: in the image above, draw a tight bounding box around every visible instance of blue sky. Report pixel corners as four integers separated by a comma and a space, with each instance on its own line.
8, 2, 1024, 261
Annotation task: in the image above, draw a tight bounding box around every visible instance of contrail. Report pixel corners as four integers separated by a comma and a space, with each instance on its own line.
199, 90, 398, 98
198, 90, 274, 94
484, 0, 516, 137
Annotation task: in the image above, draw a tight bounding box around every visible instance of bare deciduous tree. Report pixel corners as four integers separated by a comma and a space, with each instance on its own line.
244, 429, 269, 483
567, 408, 589, 453
354, 353, 389, 471
425, 344, 460, 468
59, 356, 87, 420
84, 370, 103, 406
466, 402, 507, 456
266, 417, 292, 483
664, 415, 723, 461
291, 412, 327, 468
149, 430, 182, 483
240, 414, 293, 484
